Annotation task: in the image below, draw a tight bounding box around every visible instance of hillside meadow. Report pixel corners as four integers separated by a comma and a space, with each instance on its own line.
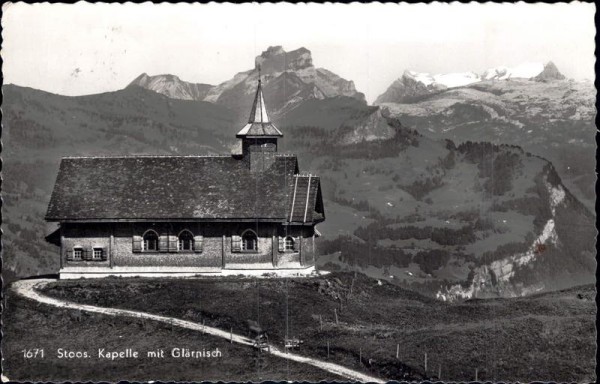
2, 283, 344, 382
24, 272, 597, 382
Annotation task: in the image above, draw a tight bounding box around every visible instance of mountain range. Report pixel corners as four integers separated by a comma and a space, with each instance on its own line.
2, 46, 595, 300
375, 66, 595, 211
375, 61, 566, 104
129, 53, 594, 210
128, 46, 365, 122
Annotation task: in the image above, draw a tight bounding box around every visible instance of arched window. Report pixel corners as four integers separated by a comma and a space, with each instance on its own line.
284, 236, 295, 251
143, 230, 159, 251
178, 230, 194, 251
242, 230, 258, 252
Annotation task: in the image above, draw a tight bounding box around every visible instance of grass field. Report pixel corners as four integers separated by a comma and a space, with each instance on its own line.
1, 288, 344, 382
4, 272, 596, 382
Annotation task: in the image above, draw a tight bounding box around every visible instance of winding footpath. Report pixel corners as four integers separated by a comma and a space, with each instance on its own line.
12, 279, 385, 383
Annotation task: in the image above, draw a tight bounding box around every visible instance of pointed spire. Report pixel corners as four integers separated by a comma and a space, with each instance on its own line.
236, 68, 283, 138
248, 67, 270, 124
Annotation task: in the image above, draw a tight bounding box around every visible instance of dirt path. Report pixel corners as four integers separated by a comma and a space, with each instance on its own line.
12, 278, 385, 383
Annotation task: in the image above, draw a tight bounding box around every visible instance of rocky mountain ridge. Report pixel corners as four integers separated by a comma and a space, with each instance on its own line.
375, 61, 566, 104
128, 46, 365, 120
376, 75, 595, 211
128, 73, 214, 101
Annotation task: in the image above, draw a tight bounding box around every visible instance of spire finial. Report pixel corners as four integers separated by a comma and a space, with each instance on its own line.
257, 64, 262, 84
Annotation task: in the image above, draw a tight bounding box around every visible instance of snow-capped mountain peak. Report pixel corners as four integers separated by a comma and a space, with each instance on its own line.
376, 61, 566, 104
482, 62, 545, 81
403, 70, 481, 88
481, 61, 566, 82
403, 61, 564, 89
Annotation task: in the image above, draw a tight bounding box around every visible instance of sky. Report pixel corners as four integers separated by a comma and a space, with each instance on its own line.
1, 2, 596, 103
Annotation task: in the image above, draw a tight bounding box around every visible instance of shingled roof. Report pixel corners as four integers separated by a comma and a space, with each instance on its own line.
45, 155, 324, 223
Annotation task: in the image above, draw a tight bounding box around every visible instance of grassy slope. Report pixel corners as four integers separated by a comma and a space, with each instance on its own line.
2, 288, 344, 382
280, 115, 594, 297
2, 85, 235, 279
379, 79, 596, 210
36, 272, 596, 382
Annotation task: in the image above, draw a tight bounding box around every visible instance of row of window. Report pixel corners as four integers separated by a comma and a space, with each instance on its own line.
66, 247, 107, 261
133, 230, 203, 253
66, 231, 300, 261
133, 229, 298, 253
232, 232, 298, 253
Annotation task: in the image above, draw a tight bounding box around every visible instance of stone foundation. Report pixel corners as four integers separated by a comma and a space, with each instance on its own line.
58, 265, 318, 279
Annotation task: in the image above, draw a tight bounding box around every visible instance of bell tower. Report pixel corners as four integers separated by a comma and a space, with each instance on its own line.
236, 69, 283, 172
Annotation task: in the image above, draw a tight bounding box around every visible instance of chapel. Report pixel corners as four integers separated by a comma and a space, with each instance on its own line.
45, 77, 325, 278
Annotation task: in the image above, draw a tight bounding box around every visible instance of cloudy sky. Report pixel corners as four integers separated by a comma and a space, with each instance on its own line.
2, 2, 595, 103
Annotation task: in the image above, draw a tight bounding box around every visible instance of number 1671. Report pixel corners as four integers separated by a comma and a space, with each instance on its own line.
22, 349, 44, 358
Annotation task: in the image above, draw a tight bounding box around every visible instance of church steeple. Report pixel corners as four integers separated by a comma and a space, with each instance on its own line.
236, 68, 283, 139
237, 69, 283, 172
248, 75, 270, 124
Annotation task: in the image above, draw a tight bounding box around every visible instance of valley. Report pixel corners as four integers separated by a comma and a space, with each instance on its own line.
1, 47, 595, 302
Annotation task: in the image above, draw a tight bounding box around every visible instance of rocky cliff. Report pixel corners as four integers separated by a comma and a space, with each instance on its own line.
130, 46, 365, 121
128, 73, 214, 101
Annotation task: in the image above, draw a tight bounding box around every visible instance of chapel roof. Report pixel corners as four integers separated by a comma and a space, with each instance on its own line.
46, 75, 324, 224
45, 155, 324, 223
